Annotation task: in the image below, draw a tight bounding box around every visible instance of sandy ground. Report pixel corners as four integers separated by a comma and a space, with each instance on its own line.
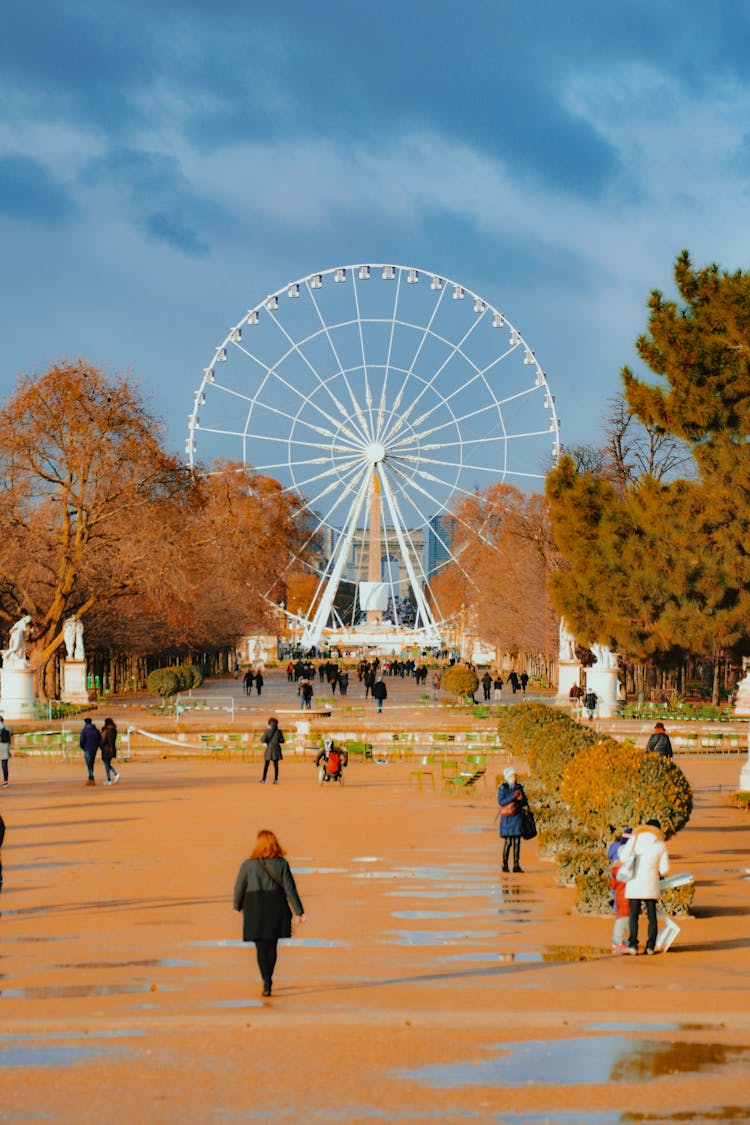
1, 682, 750, 1124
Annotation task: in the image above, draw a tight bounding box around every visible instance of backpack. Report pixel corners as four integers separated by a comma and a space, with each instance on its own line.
327, 750, 341, 774
0, 726, 10, 744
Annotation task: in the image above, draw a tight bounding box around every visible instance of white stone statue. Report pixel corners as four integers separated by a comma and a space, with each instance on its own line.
63, 615, 85, 661
2, 614, 33, 669
591, 642, 617, 670
558, 619, 576, 662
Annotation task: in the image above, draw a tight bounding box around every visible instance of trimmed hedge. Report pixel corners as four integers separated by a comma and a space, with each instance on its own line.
442, 664, 479, 700
560, 740, 693, 843
146, 663, 204, 697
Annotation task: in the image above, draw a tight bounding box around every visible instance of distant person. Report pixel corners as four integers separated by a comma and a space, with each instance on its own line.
233, 828, 305, 997
338, 671, 349, 696
646, 721, 673, 758
298, 678, 313, 711
584, 688, 598, 720
493, 674, 503, 701
508, 671, 519, 694
372, 677, 387, 714
260, 718, 284, 784
620, 819, 670, 955
243, 670, 254, 696
255, 670, 264, 697
79, 717, 101, 787
0, 811, 5, 893
315, 739, 348, 783
497, 766, 529, 873
481, 672, 492, 701
608, 827, 633, 953
100, 717, 120, 785
520, 672, 529, 695
0, 716, 11, 787
233, 659, 240, 680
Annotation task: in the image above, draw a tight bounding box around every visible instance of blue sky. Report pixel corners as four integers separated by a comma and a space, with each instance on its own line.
2, 0, 749, 462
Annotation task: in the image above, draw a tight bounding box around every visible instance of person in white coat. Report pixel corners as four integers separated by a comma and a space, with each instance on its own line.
622, 818, 669, 955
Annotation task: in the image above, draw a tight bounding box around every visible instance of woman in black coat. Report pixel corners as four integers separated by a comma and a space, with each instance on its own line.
260, 717, 284, 784
233, 829, 305, 996
497, 766, 529, 873
100, 717, 120, 785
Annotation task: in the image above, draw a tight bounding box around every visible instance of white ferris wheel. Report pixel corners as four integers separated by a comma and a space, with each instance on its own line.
186, 264, 560, 651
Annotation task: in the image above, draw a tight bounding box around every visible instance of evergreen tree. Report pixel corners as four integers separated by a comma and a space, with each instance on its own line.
547, 252, 750, 694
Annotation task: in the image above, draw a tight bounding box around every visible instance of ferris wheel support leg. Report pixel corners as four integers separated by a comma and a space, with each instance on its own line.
300, 472, 372, 650
378, 468, 440, 642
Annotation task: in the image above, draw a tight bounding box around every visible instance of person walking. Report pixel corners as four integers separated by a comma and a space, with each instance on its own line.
255, 670, 264, 697
243, 670, 254, 696
298, 677, 313, 711
646, 721, 673, 758
520, 672, 529, 695
0, 812, 5, 893
79, 717, 101, 786
233, 828, 305, 997
100, 717, 120, 785
492, 673, 503, 702
497, 766, 529, 873
372, 677, 387, 714
620, 818, 670, 955
0, 716, 12, 786
260, 718, 284, 784
481, 671, 492, 702
584, 688, 598, 720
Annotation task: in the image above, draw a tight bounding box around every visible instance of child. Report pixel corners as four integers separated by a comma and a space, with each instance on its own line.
609, 828, 633, 953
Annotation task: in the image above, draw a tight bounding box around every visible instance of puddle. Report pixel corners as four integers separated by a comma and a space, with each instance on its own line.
0, 1045, 120, 1067
1, 983, 173, 999
52, 958, 198, 969
352, 856, 380, 863
391, 911, 475, 920
1, 935, 74, 942
294, 867, 347, 875
398, 1037, 750, 1088
0, 1030, 145, 1041
386, 930, 498, 946
586, 1022, 723, 1034
207, 999, 264, 1008
192, 938, 346, 948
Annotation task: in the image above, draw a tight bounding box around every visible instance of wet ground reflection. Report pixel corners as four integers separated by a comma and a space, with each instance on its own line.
398, 1037, 750, 1088
1, 983, 173, 999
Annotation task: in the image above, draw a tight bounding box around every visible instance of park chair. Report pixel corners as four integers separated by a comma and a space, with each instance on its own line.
444, 767, 486, 797
409, 754, 436, 791
200, 733, 225, 758
440, 759, 459, 793
464, 753, 488, 787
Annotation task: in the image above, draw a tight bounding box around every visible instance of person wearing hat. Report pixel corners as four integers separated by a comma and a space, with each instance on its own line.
646, 722, 673, 758
497, 766, 530, 873
619, 818, 670, 955
0, 716, 11, 786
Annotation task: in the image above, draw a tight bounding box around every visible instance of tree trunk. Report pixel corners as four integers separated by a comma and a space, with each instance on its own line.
712, 654, 721, 707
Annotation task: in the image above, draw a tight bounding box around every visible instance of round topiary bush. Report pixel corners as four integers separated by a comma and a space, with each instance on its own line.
560, 739, 693, 843
147, 668, 180, 697
183, 663, 204, 689
441, 664, 479, 701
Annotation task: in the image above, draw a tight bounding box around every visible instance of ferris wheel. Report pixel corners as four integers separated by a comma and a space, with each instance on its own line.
186, 264, 560, 649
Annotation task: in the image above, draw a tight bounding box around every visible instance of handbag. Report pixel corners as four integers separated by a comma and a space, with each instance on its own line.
520, 806, 537, 840
499, 800, 518, 816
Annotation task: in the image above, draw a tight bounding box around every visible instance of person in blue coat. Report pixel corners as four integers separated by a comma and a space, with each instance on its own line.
497, 766, 529, 873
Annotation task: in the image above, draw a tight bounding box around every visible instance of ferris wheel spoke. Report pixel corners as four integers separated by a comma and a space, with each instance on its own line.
283, 459, 367, 511
288, 454, 366, 494
257, 310, 371, 446
375, 270, 403, 440
305, 281, 373, 444
351, 274, 376, 427
380, 278, 448, 442
384, 307, 487, 446
395, 400, 506, 448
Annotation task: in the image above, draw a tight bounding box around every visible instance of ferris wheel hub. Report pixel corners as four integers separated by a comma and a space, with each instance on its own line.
366, 441, 387, 464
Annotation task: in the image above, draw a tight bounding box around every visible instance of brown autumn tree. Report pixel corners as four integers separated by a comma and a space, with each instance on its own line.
0, 361, 191, 691
429, 483, 556, 659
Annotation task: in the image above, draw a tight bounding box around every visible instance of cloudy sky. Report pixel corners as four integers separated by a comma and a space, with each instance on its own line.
2, 0, 749, 461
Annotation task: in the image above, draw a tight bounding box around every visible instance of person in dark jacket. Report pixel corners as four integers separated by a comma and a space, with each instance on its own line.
260, 718, 284, 784
233, 828, 305, 996
646, 721, 673, 758
372, 678, 387, 713
0, 812, 5, 892
255, 670, 264, 696
79, 717, 101, 786
100, 717, 120, 785
497, 766, 529, 873
0, 716, 11, 787
243, 670, 254, 695
481, 672, 492, 701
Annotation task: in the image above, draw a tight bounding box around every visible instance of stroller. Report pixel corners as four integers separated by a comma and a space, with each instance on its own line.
316, 739, 346, 786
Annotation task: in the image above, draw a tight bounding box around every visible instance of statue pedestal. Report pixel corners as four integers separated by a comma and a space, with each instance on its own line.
294, 720, 310, 756
555, 660, 582, 707
0, 665, 36, 720
734, 673, 750, 717
586, 666, 619, 719
61, 660, 89, 705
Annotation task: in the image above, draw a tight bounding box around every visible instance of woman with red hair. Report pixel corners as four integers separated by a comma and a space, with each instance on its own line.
233, 829, 305, 996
